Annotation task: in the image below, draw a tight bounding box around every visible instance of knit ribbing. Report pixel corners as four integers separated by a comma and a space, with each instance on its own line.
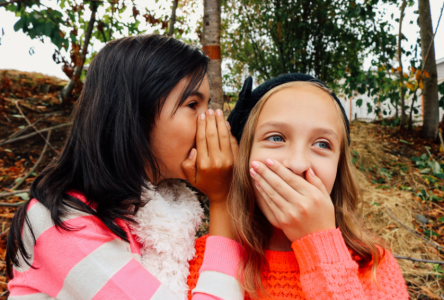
291, 228, 353, 274
200, 236, 243, 278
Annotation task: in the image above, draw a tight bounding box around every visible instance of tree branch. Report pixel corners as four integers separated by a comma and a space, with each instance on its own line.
386, 205, 444, 250
15, 101, 57, 152
0, 189, 30, 198
0, 123, 71, 146
394, 255, 444, 265
10, 130, 51, 190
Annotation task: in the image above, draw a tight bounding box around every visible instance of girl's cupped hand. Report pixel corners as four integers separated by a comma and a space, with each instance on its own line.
250, 159, 336, 242
182, 109, 238, 204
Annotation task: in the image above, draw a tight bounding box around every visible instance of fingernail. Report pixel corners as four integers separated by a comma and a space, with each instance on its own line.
255, 181, 260, 188
216, 109, 222, 116
207, 109, 214, 115
265, 158, 273, 166
200, 113, 206, 120
251, 161, 259, 169
250, 168, 257, 177
188, 148, 196, 159
225, 121, 230, 128
309, 168, 315, 176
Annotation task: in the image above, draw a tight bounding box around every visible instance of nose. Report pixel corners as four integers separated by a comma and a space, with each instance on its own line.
282, 147, 310, 178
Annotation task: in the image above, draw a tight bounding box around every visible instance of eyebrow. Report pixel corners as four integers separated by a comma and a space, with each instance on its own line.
258, 121, 293, 132
188, 90, 205, 101
258, 121, 339, 141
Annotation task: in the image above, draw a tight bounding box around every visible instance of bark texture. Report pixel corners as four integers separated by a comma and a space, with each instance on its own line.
168, 0, 179, 37
59, 3, 98, 101
397, 0, 407, 126
202, 0, 223, 111
418, 0, 439, 140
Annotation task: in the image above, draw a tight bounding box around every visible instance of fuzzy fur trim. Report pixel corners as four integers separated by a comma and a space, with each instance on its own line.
130, 179, 204, 296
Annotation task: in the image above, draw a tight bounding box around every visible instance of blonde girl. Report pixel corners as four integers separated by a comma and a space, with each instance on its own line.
187, 73, 409, 299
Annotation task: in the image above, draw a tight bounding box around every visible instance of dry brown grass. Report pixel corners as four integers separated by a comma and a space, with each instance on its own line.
351, 121, 443, 299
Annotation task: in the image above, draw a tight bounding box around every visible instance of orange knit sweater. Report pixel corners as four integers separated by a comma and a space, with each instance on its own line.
187, 229, 409, 299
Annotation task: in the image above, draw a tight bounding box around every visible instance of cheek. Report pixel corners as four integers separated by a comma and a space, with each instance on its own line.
312, 158, 339, 194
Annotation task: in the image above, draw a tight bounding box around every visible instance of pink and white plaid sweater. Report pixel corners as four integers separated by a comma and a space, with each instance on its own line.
8, 193, 243, 300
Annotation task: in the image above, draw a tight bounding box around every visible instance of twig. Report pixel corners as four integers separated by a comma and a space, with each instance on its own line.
0, 201, 25, 207
386, 205, 444, 250
0, 123, 71, 146
422, 1, 444, 72
394, 255, 444, 265
0, 227, 10, 237
15, 101, 57, 152
3, 118, 42, 141
10, 130, 51, 190
0, 189, 30, 198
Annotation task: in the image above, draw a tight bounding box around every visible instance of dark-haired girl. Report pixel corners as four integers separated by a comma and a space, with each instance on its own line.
6, 35, 243, 300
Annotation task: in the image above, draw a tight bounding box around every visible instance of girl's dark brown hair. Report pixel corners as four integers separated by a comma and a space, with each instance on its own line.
6, 34, 209, 278
228, 82, 385, 299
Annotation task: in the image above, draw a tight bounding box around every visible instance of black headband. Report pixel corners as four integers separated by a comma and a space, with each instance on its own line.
227, 73, 350, 145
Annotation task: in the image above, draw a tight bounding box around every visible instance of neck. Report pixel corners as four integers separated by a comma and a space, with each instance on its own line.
267, 226, 292, 252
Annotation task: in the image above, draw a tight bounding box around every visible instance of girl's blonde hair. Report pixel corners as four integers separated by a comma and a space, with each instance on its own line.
228, 81, 385, 299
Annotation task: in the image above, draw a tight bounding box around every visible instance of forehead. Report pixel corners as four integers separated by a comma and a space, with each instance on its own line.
256, 85, 343, 136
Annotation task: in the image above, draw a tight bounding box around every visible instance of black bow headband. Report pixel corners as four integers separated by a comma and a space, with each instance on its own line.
227, 73, 350, 145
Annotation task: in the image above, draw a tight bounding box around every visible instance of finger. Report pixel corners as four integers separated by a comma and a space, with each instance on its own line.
253, 178, 285, 222
227, 122, 239, 159
182, 148, 197, 184
252, 160, 302, 202
196, 113, 208, 158
262, 158, 312, 197
215, 109, 231, 154
250, 166, 288, 212
205, 109, 220, 155
306, 167, 329, 197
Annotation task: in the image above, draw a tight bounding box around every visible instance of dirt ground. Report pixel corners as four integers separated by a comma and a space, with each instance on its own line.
1, 69, 444, 299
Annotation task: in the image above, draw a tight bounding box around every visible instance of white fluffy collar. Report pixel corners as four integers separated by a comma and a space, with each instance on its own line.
130, 179, 204, 296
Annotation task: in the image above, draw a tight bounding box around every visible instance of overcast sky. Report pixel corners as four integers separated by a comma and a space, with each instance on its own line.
0, 0, 443, 81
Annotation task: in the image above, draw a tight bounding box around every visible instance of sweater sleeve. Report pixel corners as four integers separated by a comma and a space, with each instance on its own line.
291, 228, 409, 300
8, 200, 243, 300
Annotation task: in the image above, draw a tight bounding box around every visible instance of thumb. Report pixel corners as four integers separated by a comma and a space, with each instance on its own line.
306, 168, 329, 197
182, 148, 197, 183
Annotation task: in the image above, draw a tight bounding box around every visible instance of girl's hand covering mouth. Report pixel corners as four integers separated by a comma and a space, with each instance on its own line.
182, 109, 239, 204
250, 158, 336, 242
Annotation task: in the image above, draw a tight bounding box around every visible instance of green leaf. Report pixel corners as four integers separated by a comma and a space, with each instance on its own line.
420, 168, 431, 174
439, 216, 444, 223
430, 161, 441, 175
356, 99, 363, 107
15, 193, 30, 201
400, 139, 414, 145
424, 229, 440, 237
13, 18, 26, 32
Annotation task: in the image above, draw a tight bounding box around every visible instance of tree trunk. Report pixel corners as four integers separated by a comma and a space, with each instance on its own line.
418, 0, 439, 140
202, 0, 223, 111
59, 3, 98, 101
168, 0, 179, 37
398, 0, 407, 127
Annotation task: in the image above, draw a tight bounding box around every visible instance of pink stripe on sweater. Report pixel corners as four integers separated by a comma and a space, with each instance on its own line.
200, 236, 242, 279
92, 259, 161, 299
16, 216, 116, 296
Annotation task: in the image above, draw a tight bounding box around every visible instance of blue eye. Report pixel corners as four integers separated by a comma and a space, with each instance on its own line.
266, 135, 284, 142
314, 141, 330, 149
